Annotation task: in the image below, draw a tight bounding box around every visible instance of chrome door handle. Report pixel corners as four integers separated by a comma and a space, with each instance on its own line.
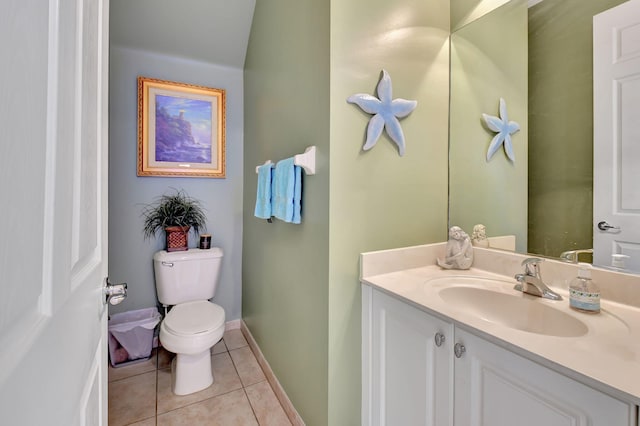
104, 278, 127, 305
454, 343, 466, 358
597, 221, 620, 231
434, 332, 446, 347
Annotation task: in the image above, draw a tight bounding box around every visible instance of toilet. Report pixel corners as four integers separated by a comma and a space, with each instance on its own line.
153, 248, 225, 396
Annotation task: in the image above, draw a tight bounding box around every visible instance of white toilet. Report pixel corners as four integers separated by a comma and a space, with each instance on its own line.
153, 248, 225, 396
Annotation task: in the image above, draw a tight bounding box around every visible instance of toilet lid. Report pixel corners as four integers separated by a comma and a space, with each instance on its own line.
164, 301, 225, 336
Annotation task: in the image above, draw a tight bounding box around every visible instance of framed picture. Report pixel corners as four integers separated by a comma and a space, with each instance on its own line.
137, 76, 226, 178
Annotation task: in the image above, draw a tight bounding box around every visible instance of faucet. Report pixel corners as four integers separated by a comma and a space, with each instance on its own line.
514, 258, 563, 300
559, 248, 593, 263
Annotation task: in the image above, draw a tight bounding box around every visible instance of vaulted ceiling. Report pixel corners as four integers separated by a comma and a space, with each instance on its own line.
110, 0, 256, 68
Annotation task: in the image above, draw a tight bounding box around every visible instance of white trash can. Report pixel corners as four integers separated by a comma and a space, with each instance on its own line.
108, 307, 161, 367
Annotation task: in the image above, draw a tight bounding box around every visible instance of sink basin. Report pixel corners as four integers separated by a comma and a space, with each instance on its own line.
432, 277, 588, 337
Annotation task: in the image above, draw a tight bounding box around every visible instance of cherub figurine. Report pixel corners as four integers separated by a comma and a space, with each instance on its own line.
437, 226, 474, 270
471, 224, 490, 248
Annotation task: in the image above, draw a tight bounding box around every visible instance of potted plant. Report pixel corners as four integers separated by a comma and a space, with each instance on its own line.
141, 189, 207, 251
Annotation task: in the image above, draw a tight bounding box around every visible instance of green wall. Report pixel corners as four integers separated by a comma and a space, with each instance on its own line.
329, 0, 449, 423
242, 0, 330, 424
449, 0, 528, 253
528, 0, 626, 258
243, 0, 449, 424
451, 0, 513, 31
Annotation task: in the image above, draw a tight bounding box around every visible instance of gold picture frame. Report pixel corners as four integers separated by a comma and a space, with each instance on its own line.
137, 76, 226, 178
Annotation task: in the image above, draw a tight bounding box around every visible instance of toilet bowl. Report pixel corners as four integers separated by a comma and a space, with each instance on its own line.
153, 248, 225, 396
159, 301, 225, 395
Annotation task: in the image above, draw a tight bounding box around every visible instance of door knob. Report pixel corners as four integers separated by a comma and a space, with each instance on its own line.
454, 343, 466, 358
434, 332, 446, 347
104, 278, 127, 306
597, 221, 620, 231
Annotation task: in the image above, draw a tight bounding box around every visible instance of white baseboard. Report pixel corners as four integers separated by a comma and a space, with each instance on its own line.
225, 319, 241, 331
241, 321, 305, 426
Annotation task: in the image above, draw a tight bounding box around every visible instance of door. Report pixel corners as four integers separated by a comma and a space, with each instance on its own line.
453, 328, 635, 426
0, 0, 110, 424
593, 0, 640, 272
365, 287, 453, 426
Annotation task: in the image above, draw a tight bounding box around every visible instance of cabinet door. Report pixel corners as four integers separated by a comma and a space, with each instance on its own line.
367, 288, 453, 426
454, 328, 636, 426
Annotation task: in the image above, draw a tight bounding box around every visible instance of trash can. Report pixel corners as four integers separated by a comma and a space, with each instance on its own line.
108, 307, 162, 367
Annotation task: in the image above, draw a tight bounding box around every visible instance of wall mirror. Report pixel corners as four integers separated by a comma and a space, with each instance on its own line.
448, 0, 640, 273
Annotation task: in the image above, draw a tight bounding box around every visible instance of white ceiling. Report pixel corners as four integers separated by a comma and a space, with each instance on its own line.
110, 0, 256, 68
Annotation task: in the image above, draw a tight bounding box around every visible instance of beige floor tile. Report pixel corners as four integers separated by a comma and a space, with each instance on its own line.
108, 371, 157, 426
108, 349, 158, 383
229, 346, 266, 387
157, 351, 243, 414
128, 417, 156, 426
223, 329, 248, 350
157, 389, 258, 426
212, 339, 228, 354
245, 381, 292, 426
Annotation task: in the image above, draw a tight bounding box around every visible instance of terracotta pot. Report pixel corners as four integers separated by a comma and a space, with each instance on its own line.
165, 226, 190, 252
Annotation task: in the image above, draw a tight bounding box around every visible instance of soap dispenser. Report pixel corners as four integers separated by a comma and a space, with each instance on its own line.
569, 263, 600, 314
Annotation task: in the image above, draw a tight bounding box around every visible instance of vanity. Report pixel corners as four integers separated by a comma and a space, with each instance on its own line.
361, 243, 640, 426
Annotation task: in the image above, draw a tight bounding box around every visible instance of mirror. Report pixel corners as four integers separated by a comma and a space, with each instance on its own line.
448, 0, 631, 270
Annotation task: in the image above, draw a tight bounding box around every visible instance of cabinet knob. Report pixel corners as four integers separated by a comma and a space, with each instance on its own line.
454, 343, 466, 358
434, 332, 446, 347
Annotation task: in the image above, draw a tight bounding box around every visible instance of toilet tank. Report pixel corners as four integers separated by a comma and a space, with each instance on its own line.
153, 248, 224, 305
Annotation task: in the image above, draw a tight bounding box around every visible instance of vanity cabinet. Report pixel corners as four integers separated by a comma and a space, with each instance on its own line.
363, 287, 453, 426
363, 285, 637, 426
454, 328, 635, 426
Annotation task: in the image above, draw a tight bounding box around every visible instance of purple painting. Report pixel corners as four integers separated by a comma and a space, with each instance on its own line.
155, 95, 212, 163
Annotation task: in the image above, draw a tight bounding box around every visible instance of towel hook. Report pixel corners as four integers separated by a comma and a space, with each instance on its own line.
254, 146, 316, 175
293, 146, 316, 175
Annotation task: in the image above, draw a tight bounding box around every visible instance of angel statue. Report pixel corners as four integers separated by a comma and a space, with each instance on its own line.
437, 226, 474, 270
471, 224, 490, 248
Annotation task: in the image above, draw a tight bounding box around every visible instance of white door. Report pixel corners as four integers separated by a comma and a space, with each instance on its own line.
0, 0, 110, 424
365, 288, 453, 426
594, 0, 640, 272
453, 328, 634, 426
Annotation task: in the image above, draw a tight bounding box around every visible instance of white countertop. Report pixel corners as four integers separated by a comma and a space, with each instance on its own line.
361, 244, 640, 404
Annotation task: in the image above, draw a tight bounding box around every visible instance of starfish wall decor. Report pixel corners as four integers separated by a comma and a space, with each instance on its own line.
482, 97, 520, 162
347, 70, 417, 156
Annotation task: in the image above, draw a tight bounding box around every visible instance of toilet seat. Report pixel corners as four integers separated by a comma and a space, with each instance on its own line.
164, 301, 225, 336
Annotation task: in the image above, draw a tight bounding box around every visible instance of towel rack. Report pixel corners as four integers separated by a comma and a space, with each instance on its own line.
255, 146, 316, 175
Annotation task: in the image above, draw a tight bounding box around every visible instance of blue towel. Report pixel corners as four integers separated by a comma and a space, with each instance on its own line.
254, 163, 273, 219
272, 158, 302, 224
292, 165, 302, 224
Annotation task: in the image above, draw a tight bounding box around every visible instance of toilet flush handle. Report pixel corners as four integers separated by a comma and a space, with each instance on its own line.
161, 261, 174, 267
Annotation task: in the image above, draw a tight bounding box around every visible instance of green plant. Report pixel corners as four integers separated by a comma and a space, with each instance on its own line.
141, 189, 207, 240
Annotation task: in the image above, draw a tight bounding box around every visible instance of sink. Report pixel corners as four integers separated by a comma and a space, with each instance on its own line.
431, 277, 588, 337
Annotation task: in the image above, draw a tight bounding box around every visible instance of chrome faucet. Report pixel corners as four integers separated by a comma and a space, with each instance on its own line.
514, 258, 563, 300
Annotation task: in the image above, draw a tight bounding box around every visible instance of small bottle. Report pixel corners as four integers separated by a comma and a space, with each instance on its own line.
569, 263, 600, 314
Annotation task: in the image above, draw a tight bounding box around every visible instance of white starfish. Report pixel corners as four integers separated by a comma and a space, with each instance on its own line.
347, 70, 417, 156
482, 98, 520, 162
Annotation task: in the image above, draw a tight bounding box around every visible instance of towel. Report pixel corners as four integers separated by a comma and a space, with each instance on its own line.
254, 163, 273, 219
272, 157, 302, 224
292, 165, 302, 224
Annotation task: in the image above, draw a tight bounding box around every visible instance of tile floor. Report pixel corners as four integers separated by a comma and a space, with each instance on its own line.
108, 329, 292, 426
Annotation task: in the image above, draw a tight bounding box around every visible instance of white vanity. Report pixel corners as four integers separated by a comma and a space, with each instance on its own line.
361, 243, 640, 426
